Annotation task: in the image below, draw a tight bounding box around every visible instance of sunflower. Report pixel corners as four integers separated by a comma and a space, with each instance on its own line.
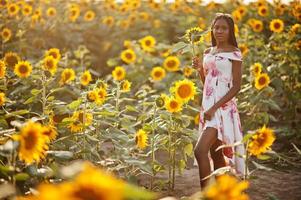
170, 79, 196, 103
252, 20, 264, 32
151, 66, 166, 81
102, 16, 115, 27
135, 129, 148, 150
112, 66, 126, 81
139, 35, 156, 52
45, 48, 61, 61
153, 19, 161, 28
69, 6, 80, 22
96, 87, 107, 104
139, 12, 150, 21
165, 97, 183, 113
14, 60, 32, 78
251, 63, 262, 76
43, 56, 58, 75
121, 80, 131, 92
80, 70, 92, 86
120, 49, 136, 64
295, 40, 301, 50
0, 92, 5, 106
185, 27, 204, 44
237, 5, 247, 16
22, 4, 32, 16
248, 125, 276, 156
14, 121, 48, 164
198, 17, 206, 29
60, 68, 75, 85
238, 44, 248, 57
3, 52, 20, 69
123, 40, 132, 49
46, 7, 57, 17
255, 73, 270, 90
183, 66, 193, 77
0, 0, 8, 8
163, 56, 180, 72
119, 19, 130, 30
84, 10, 95, 21
64, 162, 126, 200
0, 60, 6, 78
68, 111, 93, 133
42, 125, 58, 142
87, 90, 98, 102
232, 10, 242, 22
7, 3, 20, 16
269, 19, 284, 33
290, 23, 300, 36
160, 49, 170, 57
204, 174, 249, 200
258, 5, 268, 16
1, 28, 12, 42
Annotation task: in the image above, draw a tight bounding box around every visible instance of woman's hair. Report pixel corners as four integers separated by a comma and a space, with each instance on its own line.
210, 13, 238, 47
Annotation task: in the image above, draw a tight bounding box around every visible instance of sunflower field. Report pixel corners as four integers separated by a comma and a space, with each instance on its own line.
0, 0, 301, 199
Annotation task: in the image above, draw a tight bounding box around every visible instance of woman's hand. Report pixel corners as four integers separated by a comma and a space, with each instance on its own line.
204, 106, 217, 121
192, 56, 201, 69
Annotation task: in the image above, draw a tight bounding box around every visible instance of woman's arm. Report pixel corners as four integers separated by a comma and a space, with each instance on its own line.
204, 60, 242, 120
192, 48, 210, 85
197, 63, 205, 85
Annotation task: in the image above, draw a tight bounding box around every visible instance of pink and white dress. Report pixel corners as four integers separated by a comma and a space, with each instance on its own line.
198, 47, 246, 177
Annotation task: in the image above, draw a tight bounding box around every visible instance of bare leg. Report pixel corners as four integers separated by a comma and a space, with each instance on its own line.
210, 139, 227, 180
194, 127, 218, 190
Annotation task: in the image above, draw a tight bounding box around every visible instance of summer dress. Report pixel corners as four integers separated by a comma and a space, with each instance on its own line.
198, 47, 246, 177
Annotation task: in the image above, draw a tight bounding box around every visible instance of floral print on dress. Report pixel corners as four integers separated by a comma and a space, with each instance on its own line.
198, 47, 247, 177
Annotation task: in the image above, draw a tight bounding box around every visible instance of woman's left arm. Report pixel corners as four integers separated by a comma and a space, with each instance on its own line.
204, 60, 242, 120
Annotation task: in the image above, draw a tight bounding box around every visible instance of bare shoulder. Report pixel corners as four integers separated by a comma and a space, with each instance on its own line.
203, 47, 211, 54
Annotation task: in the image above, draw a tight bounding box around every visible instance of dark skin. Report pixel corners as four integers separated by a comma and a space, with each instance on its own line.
192, 18, 243, 189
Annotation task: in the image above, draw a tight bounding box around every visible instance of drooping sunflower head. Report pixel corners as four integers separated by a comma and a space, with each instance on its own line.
1, 28, 12, 42
84, 10, 95, 21
290, 23, 301, 36
170, 79, 196, 103
80, 70, 92, 86
69, 5, 80, 22
14, 60, 32, 78
43, 55, 58, 75
0, 60, 6, 78
269, 19, 284, 33
151, 66, 166, 81
204, 174, 249, 200
248, 125, 276, 156
121, 80, 131, 92
45, 48, 61, 61
139, 35, 156, 52
255, 73, 270, 90
46, 7, 57, 17
59, 68, 75, 86
102, 16, 115, 27
14, 121, 48, 164
185, 27, 204, 44
135, 129, 148, 150
87, 90, 98, 102
68, 111, 93, 133
251, 62, 262, 76
112, 66, 126, 81
4, 52, 20, 69
96, 87, 107, 104
120, 49, 136, 64
183, 66, 193, 77
0, 92, 5, 106
163, 56, 180, 72
165, 96, 183, 113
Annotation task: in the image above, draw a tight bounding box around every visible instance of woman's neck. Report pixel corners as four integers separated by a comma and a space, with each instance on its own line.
215, 42, 230, 49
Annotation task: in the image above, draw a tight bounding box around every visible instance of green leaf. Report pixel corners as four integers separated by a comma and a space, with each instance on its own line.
67, 99, 82, 110
24, 96, 36, 104
31, 89, 41, 96
184, 143, 193, 156
124, 183, 157, 200
256, 154, 271, 160
172, 41, 189, 53
14, 173, 30, 181
47, 150, 73, 160
5, 110, 29, 118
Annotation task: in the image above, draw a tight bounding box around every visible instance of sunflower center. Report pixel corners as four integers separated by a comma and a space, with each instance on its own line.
82, 75, 88, 82
98, 91, 105, 98
10, 6, 16, 12
3, 31, 9, 37
167, 60, 176, 68
125, 52, 132, 59
258, 76, 267, 85
145, 40, 151, 46
72, 186, 103, 200
154, 71, 162, 77
46, 60, 54, 69
65, 72, 71, 80
261, 8, 266, 14
24, 131, 37, 150
78, 112, 84, 123
255, 24, 261, 29
170, 101, 178, 109
19, 64, 29, 74
178, 84, 191, 99
274, 22, 280, 29
116, 70, 122, 77
49, 52, 58, 59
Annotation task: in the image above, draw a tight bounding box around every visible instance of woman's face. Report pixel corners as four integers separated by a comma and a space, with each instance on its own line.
212, 18, 230, 43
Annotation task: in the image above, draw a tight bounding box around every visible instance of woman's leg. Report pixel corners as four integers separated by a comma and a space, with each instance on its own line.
210, 139, 227, 171
194, 127, 218, 190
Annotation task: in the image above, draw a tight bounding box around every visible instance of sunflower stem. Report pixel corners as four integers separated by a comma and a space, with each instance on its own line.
150, 103, 157, 190
244, 139, 250, 180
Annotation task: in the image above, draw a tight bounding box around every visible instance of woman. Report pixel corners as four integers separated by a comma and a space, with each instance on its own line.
192, 13, 246, 189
